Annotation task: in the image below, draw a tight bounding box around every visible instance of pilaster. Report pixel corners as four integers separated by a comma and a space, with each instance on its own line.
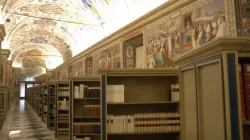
1, 49, 10, 86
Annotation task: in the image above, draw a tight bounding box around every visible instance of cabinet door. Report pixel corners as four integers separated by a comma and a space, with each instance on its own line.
196, 60, 225, 140
180, 67, 198, 140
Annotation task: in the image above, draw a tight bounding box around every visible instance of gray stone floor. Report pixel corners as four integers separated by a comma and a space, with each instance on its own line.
0, 99, 55, 140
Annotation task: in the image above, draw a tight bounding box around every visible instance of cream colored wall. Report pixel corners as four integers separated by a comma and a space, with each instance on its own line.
53, 0, 236, 80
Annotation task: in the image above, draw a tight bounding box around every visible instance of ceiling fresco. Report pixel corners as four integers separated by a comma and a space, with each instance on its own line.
0, 0, 168, 78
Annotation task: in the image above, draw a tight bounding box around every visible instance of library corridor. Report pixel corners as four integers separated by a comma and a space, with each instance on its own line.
0, 99, 55, 140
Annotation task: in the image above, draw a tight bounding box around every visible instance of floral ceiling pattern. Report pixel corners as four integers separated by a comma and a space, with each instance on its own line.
0, 0, 167, 77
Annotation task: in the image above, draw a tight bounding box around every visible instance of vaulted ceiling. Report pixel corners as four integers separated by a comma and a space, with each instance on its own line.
0, 0, 167, 78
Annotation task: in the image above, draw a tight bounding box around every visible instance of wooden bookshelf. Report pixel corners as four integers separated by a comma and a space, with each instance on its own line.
39, 85, 43, 120
99, 68, 180, 140
42, 84, 48, 123
0, 86, 9, 130
56, 81, 70, 139
47, 83, 56, 130
173, 37, 250, 140
69, 77, 101, 140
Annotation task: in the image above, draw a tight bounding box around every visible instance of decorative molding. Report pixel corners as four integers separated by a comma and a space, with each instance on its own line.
173, 37, 250, 66
225, 0, 237, 36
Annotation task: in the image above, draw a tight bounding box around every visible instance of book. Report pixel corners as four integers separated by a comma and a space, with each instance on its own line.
242, 64, 250, 120
239, 64, 247, 120
107, 112, 180, 134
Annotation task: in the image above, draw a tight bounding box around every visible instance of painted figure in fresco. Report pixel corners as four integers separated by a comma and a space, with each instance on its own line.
184, 21, 192, 43
216, 16, 227, 38
196, 22, 205, 48
147, 49, 156, 68
205, 22, 212, 42
107, 54, 112, 68
212, 19, 218, 38
126, 46, 134, 68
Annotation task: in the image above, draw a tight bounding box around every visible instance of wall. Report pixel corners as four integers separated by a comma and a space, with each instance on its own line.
53, 0, 235, 80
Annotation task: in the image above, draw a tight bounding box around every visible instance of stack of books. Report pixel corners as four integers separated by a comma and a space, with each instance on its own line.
58, 115, 69, 123
74, 85, 101, 99
83, 105, 100, 116
73, 123, 101, 135
107, 112, 180, 133
58, 87, 70, 96
106, 85, 124, 103
171, 84, 180, 102
239, 63, 250, 120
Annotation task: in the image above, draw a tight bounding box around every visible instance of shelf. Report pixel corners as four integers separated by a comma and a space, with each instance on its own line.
58, 109, 69, 111
107, 101, 179, 105
58, 128, 69, 131
74, 134, 100, 136
108, 131, 179, 135
58, 122, 69, 124
74, 116, 100, 119
74, 98, 100, 100
243, 120, 250, 125
58, 96, 69, 97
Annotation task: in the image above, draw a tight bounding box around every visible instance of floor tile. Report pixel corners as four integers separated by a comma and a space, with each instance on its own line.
0, 99, 55, 140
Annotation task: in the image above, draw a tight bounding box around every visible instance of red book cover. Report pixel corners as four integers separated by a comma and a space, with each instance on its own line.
242, 64, 250, 120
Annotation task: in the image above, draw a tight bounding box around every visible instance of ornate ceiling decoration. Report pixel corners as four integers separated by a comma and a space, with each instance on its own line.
1, 0, 168, 77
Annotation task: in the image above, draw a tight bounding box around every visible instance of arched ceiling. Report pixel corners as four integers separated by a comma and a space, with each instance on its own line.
1, 0, 168, 78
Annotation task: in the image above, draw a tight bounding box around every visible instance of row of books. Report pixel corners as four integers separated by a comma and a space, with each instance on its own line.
73, 123, 101, 135
58, 116, 69, 123
58, 91, 70, 96
58, 99, 69, 110
171, 84, 180, 101
73, 137, 92, 140
106, 85, 124, 103
239, 64, 250, 120
74, 85, 100, 99
107, 112, 180, 133
84, 105, 100, 116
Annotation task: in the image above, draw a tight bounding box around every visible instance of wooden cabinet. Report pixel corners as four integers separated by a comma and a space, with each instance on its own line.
174, 37, 250, 140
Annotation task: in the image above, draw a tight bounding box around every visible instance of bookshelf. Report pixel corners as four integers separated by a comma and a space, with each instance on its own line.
47, 83, 56, 130
42, 84, 48, 123
173, 37, 250, 140
0, 86, 8, 130
26, 87, 33, 107
35, 86, 41, 116
99, 68, 180, 140
56, 81, 70, 139
69, 77, 101, 140
39, 85, 43, 120
238, 57, 250, 140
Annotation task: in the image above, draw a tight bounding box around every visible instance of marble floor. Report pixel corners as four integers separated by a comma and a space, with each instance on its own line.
0, 99, 55, 140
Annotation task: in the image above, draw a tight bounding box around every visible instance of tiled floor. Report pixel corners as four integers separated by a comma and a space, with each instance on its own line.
0, 99, 55, 140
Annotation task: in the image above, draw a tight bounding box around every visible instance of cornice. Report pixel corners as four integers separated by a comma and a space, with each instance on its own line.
68, 76, 100, 81
173, 37, 250, 66
98, 68, 179, 76
54, 0, 196, 71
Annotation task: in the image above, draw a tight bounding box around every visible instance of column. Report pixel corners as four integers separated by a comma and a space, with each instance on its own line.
0, 24, 6, 86
7, 60, 12, 87
0, 24, 6, 50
